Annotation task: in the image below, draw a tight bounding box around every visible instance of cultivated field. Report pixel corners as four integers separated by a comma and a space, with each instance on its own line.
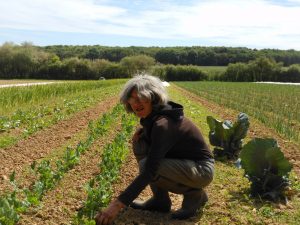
0, 80, 299, 225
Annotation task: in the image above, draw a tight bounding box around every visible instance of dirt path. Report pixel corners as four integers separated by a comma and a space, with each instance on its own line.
0, 96, 118, 193
173, 85, 300, 177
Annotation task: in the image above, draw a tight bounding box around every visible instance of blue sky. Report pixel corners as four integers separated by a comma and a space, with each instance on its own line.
0, 0, 299, 49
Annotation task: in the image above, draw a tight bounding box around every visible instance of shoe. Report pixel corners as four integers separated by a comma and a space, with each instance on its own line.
130, 183, 171, 213
130, 197, 171, 212
171, 189, 208, 220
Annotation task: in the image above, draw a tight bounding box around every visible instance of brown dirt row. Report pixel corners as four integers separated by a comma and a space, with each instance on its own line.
172, 85, 300, 177
0, 96, 118, 193
18, 121, 123, 225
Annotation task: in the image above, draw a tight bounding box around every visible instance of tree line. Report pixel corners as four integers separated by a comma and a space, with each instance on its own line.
43, 44, 300, 66
0, 42, 299, 82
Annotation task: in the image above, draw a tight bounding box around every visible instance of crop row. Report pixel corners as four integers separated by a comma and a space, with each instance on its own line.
174, 81, 300, 143
0, 80, 126, 114
0, 83, 123, 148
0, 104, 126, 225
75, 114, 136, 225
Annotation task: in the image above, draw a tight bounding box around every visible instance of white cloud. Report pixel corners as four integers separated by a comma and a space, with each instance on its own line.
0, 0, 126, 32
0, 0, 300, 49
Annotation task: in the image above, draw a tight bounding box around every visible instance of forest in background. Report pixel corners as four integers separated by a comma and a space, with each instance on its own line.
42, 44, 300, 66
0, 42, 300, 82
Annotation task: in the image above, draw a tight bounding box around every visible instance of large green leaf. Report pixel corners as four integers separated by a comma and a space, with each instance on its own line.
240, 138, 293, 201
240, 138, 278, 177
241, 138, 292, 177
207, 116, 233, 147
265, 146, 293, 176
207, 113, 249, 159
232, 113, 249, 142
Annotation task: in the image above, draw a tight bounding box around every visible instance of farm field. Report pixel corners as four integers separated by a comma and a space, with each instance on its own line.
174, 81, 300, 145
0, 80, 299, 225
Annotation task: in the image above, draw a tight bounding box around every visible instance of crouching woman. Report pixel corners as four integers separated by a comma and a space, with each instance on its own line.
96, 75, 214, 225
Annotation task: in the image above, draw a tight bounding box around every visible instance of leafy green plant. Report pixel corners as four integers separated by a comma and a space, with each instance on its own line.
0, 172, 29, 225
207, 113, 249, 159
240, 138, 293, 203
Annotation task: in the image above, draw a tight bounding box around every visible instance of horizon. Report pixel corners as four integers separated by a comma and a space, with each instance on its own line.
1, 0, 300, 50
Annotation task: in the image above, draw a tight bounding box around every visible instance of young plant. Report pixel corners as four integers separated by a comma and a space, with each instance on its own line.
207, 112, 249, 159
0, 172, 29, 225
75, 113, 136, 224
240, 138, 293, 203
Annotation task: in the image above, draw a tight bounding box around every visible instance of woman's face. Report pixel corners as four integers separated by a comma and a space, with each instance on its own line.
128, 89, 152, 118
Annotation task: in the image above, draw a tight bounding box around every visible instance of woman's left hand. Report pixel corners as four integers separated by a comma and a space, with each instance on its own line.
95, 199, 125, 225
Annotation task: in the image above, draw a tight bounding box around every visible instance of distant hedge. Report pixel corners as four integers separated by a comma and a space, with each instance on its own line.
219, 57, 300, 82
151, 64, 208, 81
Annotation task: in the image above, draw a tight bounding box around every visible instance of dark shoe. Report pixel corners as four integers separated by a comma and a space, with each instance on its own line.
171, 189, 208, 220
130, 197, 171, 212
171, 208, 198, 220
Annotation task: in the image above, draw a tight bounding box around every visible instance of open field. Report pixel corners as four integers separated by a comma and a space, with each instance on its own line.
198, 66, 227, 73
0, 80, 299, 225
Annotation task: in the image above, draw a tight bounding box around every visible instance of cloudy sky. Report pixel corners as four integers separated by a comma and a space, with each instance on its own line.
0, 0, 299, 49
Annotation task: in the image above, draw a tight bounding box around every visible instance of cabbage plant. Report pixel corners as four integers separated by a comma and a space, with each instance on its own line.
207, 113, 249, 159
240, 138, 292, 203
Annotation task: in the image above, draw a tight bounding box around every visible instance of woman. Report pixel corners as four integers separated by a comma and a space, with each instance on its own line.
96, 75, 214, 225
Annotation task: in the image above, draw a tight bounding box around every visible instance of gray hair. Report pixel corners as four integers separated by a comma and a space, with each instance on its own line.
120, 74, 169, 113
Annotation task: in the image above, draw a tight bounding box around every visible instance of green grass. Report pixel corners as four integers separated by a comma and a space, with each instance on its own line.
0, 80, 126, 148
169, 85, 300, 225
198, 66, 227, 72
0, 79, 126, 115
174, 81, 300, 145
198, 66, 227, 79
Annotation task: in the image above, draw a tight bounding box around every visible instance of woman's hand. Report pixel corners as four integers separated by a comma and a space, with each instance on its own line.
95, 199, 125, 225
